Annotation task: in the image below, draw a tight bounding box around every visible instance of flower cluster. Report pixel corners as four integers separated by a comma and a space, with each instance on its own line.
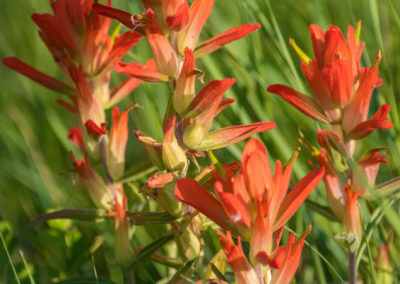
93, 0, 275, 175
176, 138, 325, 283
3, 0, 138, 263
268, 23, 393, 251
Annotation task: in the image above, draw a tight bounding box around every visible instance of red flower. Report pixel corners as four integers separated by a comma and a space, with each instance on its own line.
93, 0, 260, 75
218, 227, 311, 284
3, 0, 143, 108
267, 23, 393, 141
175, 139, 324, 256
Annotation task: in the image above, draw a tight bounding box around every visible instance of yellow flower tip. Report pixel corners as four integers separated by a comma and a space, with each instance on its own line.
371, 51, 382, 71
355, 20, 362, 44
290, 38, 311, 65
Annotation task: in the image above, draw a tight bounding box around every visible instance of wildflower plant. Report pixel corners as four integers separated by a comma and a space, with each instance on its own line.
1, 0, 399, 283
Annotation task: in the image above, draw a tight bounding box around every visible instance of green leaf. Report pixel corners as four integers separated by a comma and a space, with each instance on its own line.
127, 234, 174, 269
32, 209, 108, 225
169, 259, 196, 284
210, 263, 229, 282
52, 277, 117, 284
374, 177, 400, 198
127, 211, 177, 225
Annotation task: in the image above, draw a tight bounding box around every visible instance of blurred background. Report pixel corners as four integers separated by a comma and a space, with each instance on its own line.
1, 0, 399, 283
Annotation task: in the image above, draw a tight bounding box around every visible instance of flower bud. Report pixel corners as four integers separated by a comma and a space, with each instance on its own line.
135, 131, 164, 169
343, 186, 362, 252
162, 116, 187, 171
70, 152, 113, 211
107, 107, 128, 180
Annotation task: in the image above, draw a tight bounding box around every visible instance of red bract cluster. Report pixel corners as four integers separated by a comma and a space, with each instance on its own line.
176, 138, 324, 282
268, 23, 393, 252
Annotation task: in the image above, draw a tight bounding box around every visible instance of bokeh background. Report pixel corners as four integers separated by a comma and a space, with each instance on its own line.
1, 0, 399, 283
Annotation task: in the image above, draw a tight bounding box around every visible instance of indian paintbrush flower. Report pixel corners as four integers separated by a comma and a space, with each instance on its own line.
267, 23, 393, 155
175, 138, 324, 262
217, 226, 311, 284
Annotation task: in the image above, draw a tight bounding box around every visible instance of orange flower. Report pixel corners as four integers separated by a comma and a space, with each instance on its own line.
70, 151, 113, 210
267, 23, 393, 141
218, 227, 311, 284
175, 139, 324, 254
107, 107, 129, 180
108, 194, 134, 264
3, 0, 143, 108
343, 186, 362, 250
93, 0, 260, 69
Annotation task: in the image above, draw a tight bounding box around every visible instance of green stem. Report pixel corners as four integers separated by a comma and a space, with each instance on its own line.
349, 251, 356, 284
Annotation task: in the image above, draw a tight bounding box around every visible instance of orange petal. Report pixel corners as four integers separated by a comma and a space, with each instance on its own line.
321, 59, 353, 107
92, 3, 135, 29
273, 167, 324, 230
85, 120, 108, 138
300, 60, 334, 112
2, 57, 74, 94
109, 59, 156, 106
267, 84, 329, 123
271, 226, 311, 284
322, 26, 351, 66
68, 127, 85, 150
348, 104, 393, 139
31, 13, 80, 57
342, 54, 381, 133
217, 231, 259, 284
242, 139, 272, 203
192, 122, 276, 151
250, 204, 272, 261
107, 107, 129, 179
144, 8, 178, 76
194, 24, 261, 58
115, 62, 169, 83
100, 30, 143, 73
177, 0, 215, 53
181, 78, 236, 118
163, 0, 190, 31
215, 182, 251, 228
309, 24, 326, 68
175, 179, 233, 231
173, 48, 196, 113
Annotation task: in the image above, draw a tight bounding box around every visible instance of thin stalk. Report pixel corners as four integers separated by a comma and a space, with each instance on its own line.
349, 251, 356, 284
0, 230, 21, 284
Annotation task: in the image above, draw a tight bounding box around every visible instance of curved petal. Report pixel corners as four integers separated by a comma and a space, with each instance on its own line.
194, 24, 261, 58
2, 57, 74, 94
92, 3, 135, 29
181, 78, 236, 118
342, 53, 381, 132
177, 0, 215, 53
242, 139, 272, 203
348, 104, 393, 139
175, 179, 233, 231
215, 182, 251, 228
115, 62, 169, 83
309, 24, 325, 67
100, 30, 143, 73
193, 122, 276, 151
218, 231, 259, 284
271, 226, 311, 284
173, 48, 196, 113
273, 167, 325, 230
267, 84, 329, 123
